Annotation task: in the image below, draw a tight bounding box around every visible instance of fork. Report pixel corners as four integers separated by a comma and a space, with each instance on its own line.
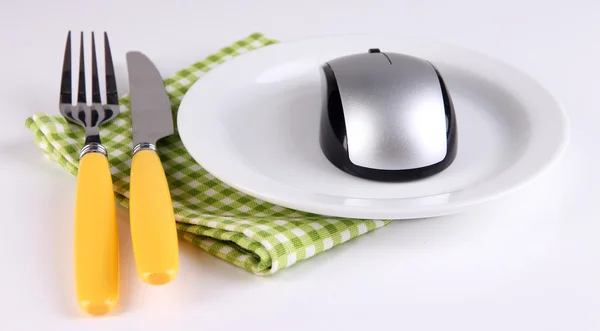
59, 31, 120, 315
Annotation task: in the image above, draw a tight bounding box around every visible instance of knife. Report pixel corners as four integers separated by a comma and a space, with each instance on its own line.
126, 51, 179, 285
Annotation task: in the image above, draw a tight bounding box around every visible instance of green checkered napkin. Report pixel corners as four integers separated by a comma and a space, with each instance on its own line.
25, 33, 390, 275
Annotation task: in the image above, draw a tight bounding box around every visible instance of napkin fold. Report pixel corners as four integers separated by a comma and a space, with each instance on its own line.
25, 33, 390, 275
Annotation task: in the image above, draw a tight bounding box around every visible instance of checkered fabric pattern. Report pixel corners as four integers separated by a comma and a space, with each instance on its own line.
24, 33, 390, 275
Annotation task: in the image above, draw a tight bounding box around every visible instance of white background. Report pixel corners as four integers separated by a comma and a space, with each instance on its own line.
1, 0, 599, 330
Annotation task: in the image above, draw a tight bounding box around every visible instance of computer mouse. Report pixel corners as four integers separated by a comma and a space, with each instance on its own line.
319, 48, 457, 181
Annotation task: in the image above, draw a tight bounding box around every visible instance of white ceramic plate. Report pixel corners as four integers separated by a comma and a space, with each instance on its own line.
177, 34, 569, 219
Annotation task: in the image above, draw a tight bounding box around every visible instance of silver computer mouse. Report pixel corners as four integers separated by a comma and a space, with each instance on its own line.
319, 48, 457, 181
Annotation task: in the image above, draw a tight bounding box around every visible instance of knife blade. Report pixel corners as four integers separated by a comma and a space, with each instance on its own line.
126, 51, 179, 286
128, 51, 174, 146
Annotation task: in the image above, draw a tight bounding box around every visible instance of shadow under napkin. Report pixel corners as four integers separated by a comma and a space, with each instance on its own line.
24, 32, 390, 275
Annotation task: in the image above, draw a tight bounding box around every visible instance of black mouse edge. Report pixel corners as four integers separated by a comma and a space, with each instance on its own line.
433, 64, 458, 173
318, 62, 458, 182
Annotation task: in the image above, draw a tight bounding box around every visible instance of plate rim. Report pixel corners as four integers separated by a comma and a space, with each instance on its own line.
176, 33, 570, 219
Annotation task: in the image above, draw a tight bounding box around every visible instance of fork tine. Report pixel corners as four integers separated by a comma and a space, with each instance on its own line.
91, 32, 101, 104
60, 31, 72, 105
104, 32, 118, 105
77, 32, 86, 104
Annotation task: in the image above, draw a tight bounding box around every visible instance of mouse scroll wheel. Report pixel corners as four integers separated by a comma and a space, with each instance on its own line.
368, 48, 381, 53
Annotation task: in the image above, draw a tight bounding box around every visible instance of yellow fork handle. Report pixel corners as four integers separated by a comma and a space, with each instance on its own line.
74, 152, 119, 315
129, 149, 179, 285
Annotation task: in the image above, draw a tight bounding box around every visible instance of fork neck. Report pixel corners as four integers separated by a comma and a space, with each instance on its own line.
81, 132, 107, 158
84, 133, 101, 146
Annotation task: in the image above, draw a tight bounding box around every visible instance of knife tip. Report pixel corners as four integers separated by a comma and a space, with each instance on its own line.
126, 50, 142, 58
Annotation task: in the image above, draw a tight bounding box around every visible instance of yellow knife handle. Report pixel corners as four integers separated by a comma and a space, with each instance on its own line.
74, 151, 119, 315
129, 148, 179, 285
